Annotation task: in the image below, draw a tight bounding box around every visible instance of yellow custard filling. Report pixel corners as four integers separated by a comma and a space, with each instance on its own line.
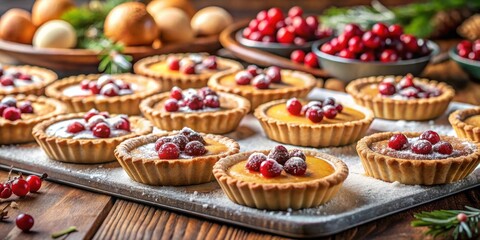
465, 115, 480, 127
219, 74, 306, 90
227, 156, 335, 184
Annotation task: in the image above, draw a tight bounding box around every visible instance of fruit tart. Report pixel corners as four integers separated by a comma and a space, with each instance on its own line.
0, 64, 57, 96
346, 74, 455, 120
134, 53, 243, 91
213, 145, 348, 210
254, 97, 374, 147
0, 95, 66, 145
115, 127, 240, 186
356, 130, 480, 185
45, 74, 161, 115
449, 107, 480, 143
140, 86, 250, 134
208, 65, 316, 110
33, 109, 153, 164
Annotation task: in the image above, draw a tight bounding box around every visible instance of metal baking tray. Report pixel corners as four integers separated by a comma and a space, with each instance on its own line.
0, 89, 478, 238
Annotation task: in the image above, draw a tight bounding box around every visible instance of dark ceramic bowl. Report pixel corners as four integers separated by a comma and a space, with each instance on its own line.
449, 47, 480, 83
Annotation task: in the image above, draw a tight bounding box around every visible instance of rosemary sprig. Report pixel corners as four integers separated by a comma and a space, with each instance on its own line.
84, 37, 132, 74
412, 206, 480, 239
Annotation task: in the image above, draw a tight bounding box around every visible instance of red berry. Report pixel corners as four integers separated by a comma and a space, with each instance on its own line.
276, 27, 295, 44
400, 34, 419, 52
343, 23, 363, 38
336, 34, 349, 49
164, 98, 179, 112
154, 137, 172, 151
202, 56, 217, 70
242, 28, 253, 38
185, 94, 204, 110
412, 140, 433, 155
420, 130, 440, 144
246, 65, 261, 77
67, 121, 85, 133
113, 118, 130, 131
18, 101, 34, 113
158, 142, 180, 159
323, 106, 338, 119
293, 37, 306, 46
291, 16, 311, 38
0, 104, 8, 116
18, 74, 31, 81
265, 66, 282, 83
320, 43, 336, 55
289, 149, 306, 160
167, 56, 180, 70
26, 175, 42, 193
372, 23, 389, 38
284, 157, 307, 176
89, 82, 101, 94
252, 74, 271, 89
334, 103, 343, 113
388, 133, 408, 150
267, 145, 290, 165
378, 82, 396, 95
258, 20, 275, 36
286, 98, 302, 115
172, 135, 189, 150
434, 141, 453, 155
16, 214, 34, 232
80, 80, 90, 90
235, 71, 253, 85
1, 97, 17, 107
338, 49, 355, 59
262, 35, 275, 43
184, 141, 207, 156
323, 97, 336, 106
380, 49, 399, 62
360, 51, 375, 61
180, 63, 196, 75
84, 109, 99, 122
348, 36, 363, 53
198, 87, 217, 98
248, 19, 259, 31
0, 77, 14, 86
468, 51, 480, 61
275, 20, 286, 29
12, 178, 30, 197
92, 122, 111, 138
246, 153, 268, 172
2, 107, 21, 121
362, 31, 381, 49
457, 40, 472, 51
204, 95, 220, 108
306, 107, 323, 123
304, 52, 318, 68
288, 6, 303, 18
260, 159, 283, 178
267, 7, 283, 24
100, 83, 119, 97
256, 10, 267, 21
305, 16, 319, 32
0, 185, 12, 199
248, 31, 263, 41
388, 24, 403, 38
170, 87, 183, 100
457, 213, 468, 223
290, 50, 305, 63
399, 74, 415, 89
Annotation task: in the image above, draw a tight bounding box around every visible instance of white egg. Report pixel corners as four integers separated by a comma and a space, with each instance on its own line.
33, 20, 77, 49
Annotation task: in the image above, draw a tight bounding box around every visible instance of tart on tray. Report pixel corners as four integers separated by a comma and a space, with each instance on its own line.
346, 74, 455, 120
356, 130, 480, 185
254, 97, 374, 147
208, 65, 317, 110
115, 127, 240, 186
140, 86, 250, 134
0, 95, 66, 144
0, 64, 57, 96
449, 107, 480, 143
213, 145, 349, 210
134, 53, 243, 91
33, 109, 153, 164
45, 73, 162, 115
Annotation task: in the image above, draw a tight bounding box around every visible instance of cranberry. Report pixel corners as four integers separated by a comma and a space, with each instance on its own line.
348, 36, 363, 53
0, 77, 14, 86
338, 49, 355, 59
334, 103, 343, 113
306, 107, 323, 123
457, 40, 472, 51
473, 40, 480, 52
267, 7, 283, 24
265, 66, 282, 83
204, 95, 220, 108
288, 6, 303, 18
305, 16, 319, 32
292, 16, 311, 38
294, 37, 306, 46
400, 88, 418, 98
434, 141, 453, 155
18, 74, 31, 81
284, 157, 307, 176
320, 43, 336, 55
26, 175, 42, 193
256, 10, 267, 21
246, 65, 261, 77
198, 87, 218, 98
92, 122, 111, 138
235, 71, 253, 85
286, 98, 302, 115
158, 142, 180, 159
372, 23, 389, 38
412, 140, 433, 155
18, 101, 34, 113
154, 137, 172, 151
399, 74, 415, 89
185, 141, 207, 156
248, 19, 259, 31
80, 80, 90, 90
84, 109, 99, 122
388, 24, 403, 38
117, 81, 131, 90
419, 130, 440, 144
67, 121, 85, 133
16, 213, 34, 232
262, 35, 275, 43
180, 63, 196, 75
388, 133, 408, 150
113, 118, 130, 131
12, 178, 29, 197
0, 185, 12, 199
172, 135, 189, 150
458, 48, 469, 58
289, 149, 306, 161
304, 101, 323, 111
379, 82, 396, 95
290, 50, 305, 63
362, 31, 381, 49
202, 56, 217, 70
164, 98, 179, 112
89, 82, 101, 94
322, 97, 335, 106
1, 96, 17, 107
252, 74, 271, 89
170, 87, 183, 100
400, 34, 419, 52
248, 31, 263, 41
259, 159, 283, 178
343, 23, 362, 38
276, 27, 295, 44
304, 53, 318, 68
358, 51, 375, 62
268, 145, 290, 165
184, 94, 203, 110
0, 104, 8, 116
468, 51, 480, 61
242, 28, 253, 38
258, 20, 275, 36
3, 107, 21, 121
336, 34, 349, 49
246, 153, 267, 172
323, 106, 338, 119
380, 49, 399, 62
100, 83, 119, 97
167, 56, 180, 70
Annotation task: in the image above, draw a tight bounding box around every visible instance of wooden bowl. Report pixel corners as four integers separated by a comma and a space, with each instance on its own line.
0, 35, 221, 74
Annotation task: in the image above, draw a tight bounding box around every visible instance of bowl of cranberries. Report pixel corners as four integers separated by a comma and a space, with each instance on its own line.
238, 6, 332, 57
449, 40, 480, 83
312, 23, 439, 81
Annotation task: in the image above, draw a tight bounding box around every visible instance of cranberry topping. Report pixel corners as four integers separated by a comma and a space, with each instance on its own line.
306, 107, 323, 123
0, 77, 14, 86
252, 74, 271, 89
92, 122, 111, 138
202, 56, 217, 70
245, 153, 268, 172
434, 141, 453, 155
378, 82, 396, 95
155, 137, 172, 151
259, 159, 283, 178
411, 140, 433, 155
265, 66, 282, 83
267, 145, 290, 165
198, 87, 217, 98
204, 95, 220, 108
184, 141, 207, 156
286, 98, 302, 115
2, 107, 21, 121
235, 71, 253, 85
158, 142, 180, 159
67, 121, 85, 133
388, 133, 408, 150
289, 149, 306, 161
18, 101, 33, 114
170, 87, 183, 100
164, 99, 179, 112
113, 118, 130, 131
284, 157, 307, 176
0, 104, 8, 116
172, 135, 189, 151
166, 56, 180, 71
323, 105, 338, 119
84, 109, 99, 122
419, 130, 440, 144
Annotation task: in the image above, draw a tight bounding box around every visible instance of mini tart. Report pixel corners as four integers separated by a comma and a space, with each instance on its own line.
0, 65, 57, 96
140, 92, 250, 134
45, 73, 161, 115
254, 99, 374, 147
32, 113, 153, 164
0, 95, 67, 145
212, 150, 349, 210
208, 69, 317, 110
449, 108, 480, 142
134, 53, 243, 91
346, 76, 455, 120
356, 132, 480, 185
114, 132, 240, 186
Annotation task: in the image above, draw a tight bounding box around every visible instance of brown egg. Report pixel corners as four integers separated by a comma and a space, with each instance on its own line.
151, 8, 194, 43
147, 0, 196, 18
32, 0, 75, 26
191, 7, 233, 36
0, 9, 37, 44
104, 2, 159, 46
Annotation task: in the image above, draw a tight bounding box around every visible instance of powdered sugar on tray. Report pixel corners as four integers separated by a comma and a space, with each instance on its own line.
0, 89, 478, 237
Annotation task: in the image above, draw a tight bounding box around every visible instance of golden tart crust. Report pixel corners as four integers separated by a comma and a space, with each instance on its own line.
254, 99, 374, 147
208, 69, 317, 110
134, 53, 243, 91
45, 73, 162, 115
140, 92, 250, 134
0, 95, 67, 145
114, 132, 240, 186
0, 65, 57, 96
346, 76, 455, 120
449, 107, 480, 142
32, 113, 153, 164
356, 132, 480, 185
212, 150, 349, 210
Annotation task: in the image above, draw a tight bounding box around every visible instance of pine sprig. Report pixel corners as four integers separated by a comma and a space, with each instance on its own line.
412, 206, 480, 239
